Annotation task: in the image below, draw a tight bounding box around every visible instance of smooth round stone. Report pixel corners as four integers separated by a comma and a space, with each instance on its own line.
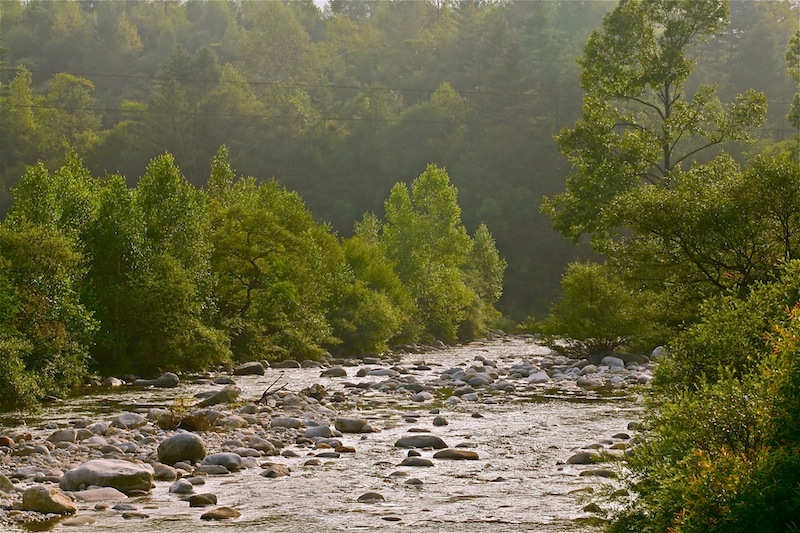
526, 371, 550, 384
233, 362, 265, 376
433, 449, 479, 460
111, 412, 147, 429
566, 451, 600, 465
410, 392, 433, 402
334, 418, 373, 434
321, 367, 347, 377
196, 464, 230, 475
399, 457, 434, 467
271, 417, 302, 429
201, 507, 241, 520
404, 478, 423, 486
356, 492, 385, 503
47, 429, 77, 444
202, 452, 242, 472
158, 433, 206, 465
395, 435, 448, 449
188, 493, 218, 507
169, 479, 194, 494
304, 425, 332, 438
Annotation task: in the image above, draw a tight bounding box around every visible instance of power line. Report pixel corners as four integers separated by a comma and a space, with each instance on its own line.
3, 102, 567, 128
0, 66, 582, 100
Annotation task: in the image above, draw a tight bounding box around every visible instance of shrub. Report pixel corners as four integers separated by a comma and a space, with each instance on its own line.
536, 261, 658, 356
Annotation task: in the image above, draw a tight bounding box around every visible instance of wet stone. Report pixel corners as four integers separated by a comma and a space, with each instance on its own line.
357, 492, 385, 503
200, 506, 241, 520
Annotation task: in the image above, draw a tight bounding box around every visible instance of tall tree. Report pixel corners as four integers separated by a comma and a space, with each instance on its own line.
381, 164, 473, 342
543, 0, 766, 242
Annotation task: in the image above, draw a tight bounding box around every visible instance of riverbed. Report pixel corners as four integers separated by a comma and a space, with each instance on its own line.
1, 336, 643, 532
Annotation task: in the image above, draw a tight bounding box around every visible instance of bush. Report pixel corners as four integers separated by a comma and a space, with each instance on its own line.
607, 279, 800, 533
656, 260, 800, 388
536, 261, 658, 356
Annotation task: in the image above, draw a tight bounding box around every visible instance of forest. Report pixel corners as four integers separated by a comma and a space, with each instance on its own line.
1, 0, 800, 530
0, 0, 795, 317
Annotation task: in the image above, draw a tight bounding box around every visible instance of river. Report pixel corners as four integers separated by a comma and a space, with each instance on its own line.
2, 337, 643, 532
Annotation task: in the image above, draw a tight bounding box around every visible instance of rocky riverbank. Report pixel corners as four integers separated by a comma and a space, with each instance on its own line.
0, 335, 649, 531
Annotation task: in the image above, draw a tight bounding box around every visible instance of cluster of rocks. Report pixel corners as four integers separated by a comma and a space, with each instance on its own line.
321, 346, 655, 407
0, 336, 651, 529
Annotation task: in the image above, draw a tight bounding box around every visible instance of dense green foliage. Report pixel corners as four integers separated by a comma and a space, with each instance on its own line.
0, 149, 505, 409
536, 0, 800, 530
0, 0, 794, 317
535, 261, 658, 356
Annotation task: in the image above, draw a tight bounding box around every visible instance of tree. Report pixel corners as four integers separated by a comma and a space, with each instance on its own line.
543, 0, 766, 242
0, 67, 40, 202
381, 164, 474, 342
125, 153, 228, 373
36, 73, 103, 165
787, 30, 800, 130
0, 224, 96, 408
207, 147, 337, 360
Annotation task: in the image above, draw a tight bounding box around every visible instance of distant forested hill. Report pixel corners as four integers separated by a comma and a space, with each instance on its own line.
0, 0, 795, 318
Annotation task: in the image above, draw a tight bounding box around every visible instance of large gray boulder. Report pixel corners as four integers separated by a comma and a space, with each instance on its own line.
157, 432, 207, 465
22, 485, 77, 514
201, 452, 242, 472
59, 459, 154, 494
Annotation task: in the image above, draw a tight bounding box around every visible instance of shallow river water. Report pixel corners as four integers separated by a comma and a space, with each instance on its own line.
5, 338, 642, 532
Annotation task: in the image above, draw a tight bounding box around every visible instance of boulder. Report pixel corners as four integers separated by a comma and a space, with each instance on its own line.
202, 452, 242, 472
272, 360, 301, 369
399, 457, 434, 467
134, 372, 180, 388
59, 459, 154, 494
566, 451, 600, 465
158, 432, 207, 465
433, 449, 479, 460
196, 385, 241, 408
334, 417, 374, 433
260, 464, 291, 478
600, 356, 625, 369
188, 493, 218, 507
0, 473, 16, 493
304, 425, 332, 438
270, 417, 302, 429
47, 429, 77, 444
395, 435, 448, 449
22, 485, 77, 514
320, 367, 347, 378
357, 492, 385, 503
111, 412, 147, 429
201, 507, 241, 520
72, 487, 127, 502
169, 479, 194, 494
233, 362, 265, 376
526, 370, 550, 384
